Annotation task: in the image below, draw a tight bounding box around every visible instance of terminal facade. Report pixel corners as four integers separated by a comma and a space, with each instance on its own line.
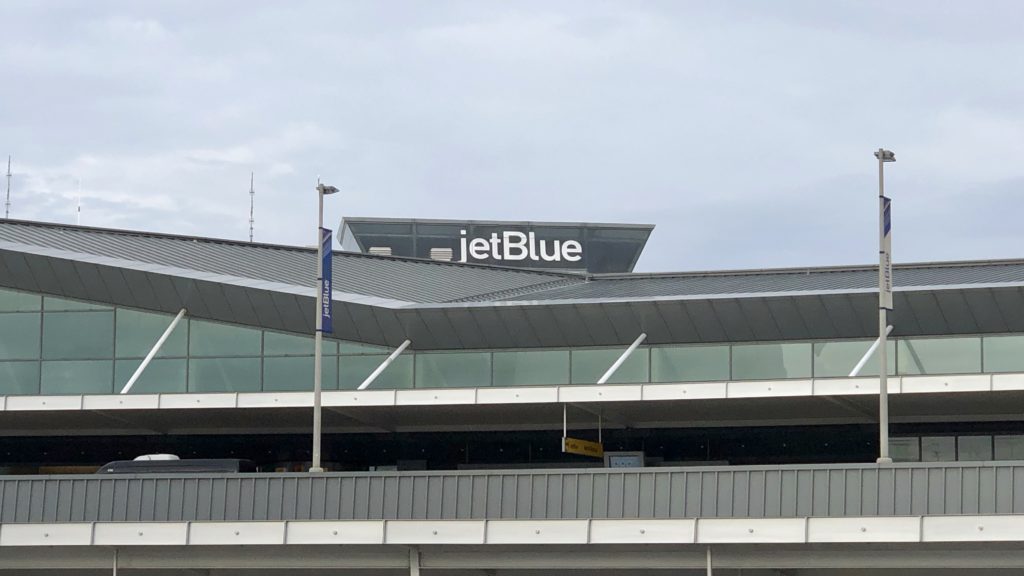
2, 217, 1024, 574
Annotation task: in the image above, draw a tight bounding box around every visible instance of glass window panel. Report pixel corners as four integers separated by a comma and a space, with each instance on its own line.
263, 356, 338, 391
731, 343, 811, 380
416, 352, 491, 388
994, 436, 1024, 460
339, 355, 413, 389
188, 320, 261, 357
0, 312, 41, 360
42, 311, 114, 359
813, 340, 896, 378
114, 359, 187, 394
651, 345, 729, 383
115, 309, 187, 358
338, 341, 390, 355
957, 436, 992, 461
188, 358, 261, 392
889, 437, 921, 463
264, 332, 315, 356
983, 335, 1024, 373
0, 288, 41, 312
898, 337, 981, 375
0, 361, 40, 395
493, 350, 569, 386
571, 348, 649, 384
41, 360, 113, 394
921, 436, 956, 462
43, 296, 111, 311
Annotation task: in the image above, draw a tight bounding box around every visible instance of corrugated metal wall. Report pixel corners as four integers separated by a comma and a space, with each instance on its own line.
1, 463, 1020, 524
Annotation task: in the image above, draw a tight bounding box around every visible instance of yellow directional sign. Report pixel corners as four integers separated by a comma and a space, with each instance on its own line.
562, 436, 604, 458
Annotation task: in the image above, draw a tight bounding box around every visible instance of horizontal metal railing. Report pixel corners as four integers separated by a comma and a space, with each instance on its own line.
1, 461, 1021, 524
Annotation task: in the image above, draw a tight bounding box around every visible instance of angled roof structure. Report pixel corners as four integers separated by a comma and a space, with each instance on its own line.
2, 218, 1023, 349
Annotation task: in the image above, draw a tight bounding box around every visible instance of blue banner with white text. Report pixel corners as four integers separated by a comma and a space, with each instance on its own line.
321, 227, 333, 333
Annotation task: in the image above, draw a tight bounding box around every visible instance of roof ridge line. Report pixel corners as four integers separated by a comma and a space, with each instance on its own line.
446, 276, 588, 303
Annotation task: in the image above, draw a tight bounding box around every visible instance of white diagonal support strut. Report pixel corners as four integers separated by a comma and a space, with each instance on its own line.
357, 340, 411, 390
597, 333, 647, 384
848, 324, 894, 377
120, 308, 187, 394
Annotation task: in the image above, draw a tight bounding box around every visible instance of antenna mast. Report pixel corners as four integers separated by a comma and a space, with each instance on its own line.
248, 172, 255, 242
4, 156, 11, 219
76, 179, 82, 225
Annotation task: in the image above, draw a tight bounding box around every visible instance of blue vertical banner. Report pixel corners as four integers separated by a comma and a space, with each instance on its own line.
320, 227, 333, 333
880, 196, 893, 310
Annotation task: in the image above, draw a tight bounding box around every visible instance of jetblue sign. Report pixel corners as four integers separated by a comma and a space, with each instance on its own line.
458, 229, 582, 264
320, 227, 333, 334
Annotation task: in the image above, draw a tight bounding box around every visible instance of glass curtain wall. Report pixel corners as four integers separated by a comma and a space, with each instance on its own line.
2, 287, 1024, 395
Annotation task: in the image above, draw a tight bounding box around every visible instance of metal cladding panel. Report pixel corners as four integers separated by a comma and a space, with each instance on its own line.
992, 287, 1024, 333
46, 259, 88, 300
963, 288, 1010, 333
521, 307, 566, 347
905, 291, 950, 335
549, 305, 595, 346
345, 303, 386, 344
441, 309, 489, 349
0, 463, 1023, 524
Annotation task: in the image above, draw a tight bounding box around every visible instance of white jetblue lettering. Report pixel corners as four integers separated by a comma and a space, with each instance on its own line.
458, 229, 583, 264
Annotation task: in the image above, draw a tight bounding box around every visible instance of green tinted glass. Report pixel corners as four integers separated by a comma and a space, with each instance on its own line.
0, 288, 41, 312
0, 361, 40, 395
898, 337, 981, 375
115, 309, 187, 358
338, 341, 390, 355
0, 312, 41, 360
188, 358, 261, 392
813, 340, 895, 377
493, 350, 569, 386
41, 360, 113, 394
731, 342, 812, 380
415, 352, 491, 388
43, 296, 111, 311
571, 348, 649, 384
339, 355, 413, 389
263, 356, 338, 391
651, 345, 729, 382
114, 359, 187, 394
188, 320, 261, 357
983, 335, 1024, 373
42, 311, 114, 360
264, 332, 315, 356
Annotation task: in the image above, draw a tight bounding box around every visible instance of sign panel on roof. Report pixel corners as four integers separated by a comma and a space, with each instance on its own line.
339, 218, 654, 273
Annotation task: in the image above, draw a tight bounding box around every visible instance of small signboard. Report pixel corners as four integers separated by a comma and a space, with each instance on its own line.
879, 196, 893, 310
320, 227, 333, 333
562, 437, 604, 458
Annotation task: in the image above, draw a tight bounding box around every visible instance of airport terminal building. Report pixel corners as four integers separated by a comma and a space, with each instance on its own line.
3, 216, 1024, 574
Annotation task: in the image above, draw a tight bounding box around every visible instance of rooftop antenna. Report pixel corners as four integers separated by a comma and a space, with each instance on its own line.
248, 171, 255, 242
76, 178, 82, 226
4, 156, 11, 219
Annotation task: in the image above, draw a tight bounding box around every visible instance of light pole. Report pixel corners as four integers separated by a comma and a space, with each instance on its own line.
312, 181, 339, 473
874, 148, 895, 464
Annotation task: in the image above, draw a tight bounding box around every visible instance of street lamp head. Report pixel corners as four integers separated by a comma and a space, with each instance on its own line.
316, 184, 340, 195
874, 149, 895, 162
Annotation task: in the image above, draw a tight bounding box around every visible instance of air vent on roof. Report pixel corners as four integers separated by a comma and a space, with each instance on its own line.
429, 248, 453, 262
368, 246, 392, 256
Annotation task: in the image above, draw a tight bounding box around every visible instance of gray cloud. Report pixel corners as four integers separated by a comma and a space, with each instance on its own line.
2, 1, 1023, 271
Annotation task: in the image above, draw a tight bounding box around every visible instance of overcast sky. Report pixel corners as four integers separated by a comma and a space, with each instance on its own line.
2, 1, 1023, 272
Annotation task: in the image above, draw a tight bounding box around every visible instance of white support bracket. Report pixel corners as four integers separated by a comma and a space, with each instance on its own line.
358, 340, 411, 390
597, 333, 647, 384
120, 308, 187, 394
849, 325, 894, 377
